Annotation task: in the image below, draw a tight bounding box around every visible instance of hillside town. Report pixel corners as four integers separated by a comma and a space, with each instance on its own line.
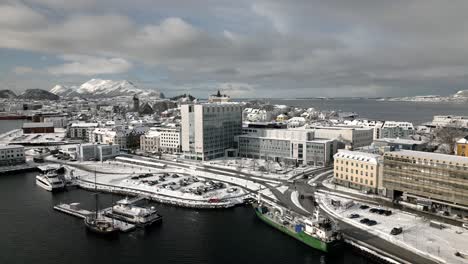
1, 83, 468, 264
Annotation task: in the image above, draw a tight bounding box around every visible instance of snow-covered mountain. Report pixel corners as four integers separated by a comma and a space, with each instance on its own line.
50, 79, 160, 98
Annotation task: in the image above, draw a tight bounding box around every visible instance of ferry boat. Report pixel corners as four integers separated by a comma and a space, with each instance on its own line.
36, 171, 65, 192
107, 198, 162, 226
253, 196, 342, 253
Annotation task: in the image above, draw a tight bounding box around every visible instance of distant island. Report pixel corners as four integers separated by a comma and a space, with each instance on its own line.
378, 90, 468, 102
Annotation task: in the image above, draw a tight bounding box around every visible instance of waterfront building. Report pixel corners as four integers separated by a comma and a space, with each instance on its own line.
310, 126, 373, 150
456, 136, 468, 157
236, 128, 337, 166
22, 122, 55, 134
140, 129, 160, 153
0, 145, 25, 166
68, 123, 99, 140
158, 127, 181, 153
77, 143, 120, 161
181, 103, 242, 160
208, 90, 231, 103
343, 120, 415, 140
431, 115, 468, 127
333, 150, 382, 193
383, 150, 468, 217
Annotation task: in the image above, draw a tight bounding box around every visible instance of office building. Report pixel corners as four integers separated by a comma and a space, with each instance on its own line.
181, 103, 242, 160
383, 150, 468, 217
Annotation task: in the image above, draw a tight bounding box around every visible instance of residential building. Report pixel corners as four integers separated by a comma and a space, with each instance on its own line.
383, 150, 468, 217
140, 129, 160, 153
158, 127, 181, 153
22, 122, 54, 134
456, 136, 468, 157
68, 123, 99, 140
333, 150, 382, 193
181, 103, 242, 160
236, 128, 337, 166
311, 126, 373, 149
0, 145, 25, 166
77, 143, 120, 161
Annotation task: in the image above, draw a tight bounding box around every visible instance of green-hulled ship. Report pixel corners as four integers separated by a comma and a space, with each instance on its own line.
253, 198, 342, 253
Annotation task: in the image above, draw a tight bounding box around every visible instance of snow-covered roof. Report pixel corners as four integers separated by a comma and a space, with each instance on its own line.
385, 150, 468, 164
71, 123, 98, 127
0, 144, 24, 150
23, 122, 54, 128
334, 150, 381, 164
457, 136, 468, 144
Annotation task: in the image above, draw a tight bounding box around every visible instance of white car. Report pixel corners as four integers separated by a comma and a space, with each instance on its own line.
463, 223, 468, 230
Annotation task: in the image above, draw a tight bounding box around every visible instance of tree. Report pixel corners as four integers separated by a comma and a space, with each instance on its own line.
434, 123, 467, 154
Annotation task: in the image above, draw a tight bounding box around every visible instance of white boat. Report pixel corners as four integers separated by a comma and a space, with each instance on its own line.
36, 172, 65, 192
107, 198, 162, 226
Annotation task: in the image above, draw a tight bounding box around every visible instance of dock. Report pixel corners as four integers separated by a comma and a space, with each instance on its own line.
54, 203, 136, 232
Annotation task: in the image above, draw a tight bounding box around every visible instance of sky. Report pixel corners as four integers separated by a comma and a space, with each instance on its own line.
1, 0, 468, 98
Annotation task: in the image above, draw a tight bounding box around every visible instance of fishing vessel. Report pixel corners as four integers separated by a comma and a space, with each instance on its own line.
253, 196, 342, 252
36, 171, 65, 192
106, 198, 162, 226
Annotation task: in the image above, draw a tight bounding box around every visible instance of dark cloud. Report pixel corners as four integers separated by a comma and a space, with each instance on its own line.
2, 0, 468, 97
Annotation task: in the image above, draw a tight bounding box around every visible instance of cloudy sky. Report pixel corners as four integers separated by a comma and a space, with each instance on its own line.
1, 0, 468, 98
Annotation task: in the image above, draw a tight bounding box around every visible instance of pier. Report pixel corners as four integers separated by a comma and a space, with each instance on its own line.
54, 203, 136, 232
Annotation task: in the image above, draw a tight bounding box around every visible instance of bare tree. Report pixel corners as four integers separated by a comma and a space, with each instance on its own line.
434, 122, 467, 154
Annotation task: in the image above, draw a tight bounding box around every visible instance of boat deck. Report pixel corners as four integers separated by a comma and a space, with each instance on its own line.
54, 203, 136, 232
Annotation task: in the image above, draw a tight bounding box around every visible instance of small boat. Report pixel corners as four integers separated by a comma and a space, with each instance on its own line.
84, 216, 119, 235
36, 171, 65, 192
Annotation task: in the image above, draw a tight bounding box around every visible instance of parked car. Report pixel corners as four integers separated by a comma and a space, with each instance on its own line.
462, 223, 468, 230
369, 208, 379, 213
349, 214, 360, 219
360, 218, 370, 224
384, 210, 392, 216
359, 205, 369, 210
391, 227, 403, 235
366, 220, 378, 226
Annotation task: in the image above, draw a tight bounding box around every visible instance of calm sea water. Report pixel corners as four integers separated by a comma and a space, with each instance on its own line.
267, 99, 468, 125
1, 99, 465, 264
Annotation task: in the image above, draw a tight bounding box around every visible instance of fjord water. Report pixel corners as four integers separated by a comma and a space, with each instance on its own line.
2, 99, 466, 264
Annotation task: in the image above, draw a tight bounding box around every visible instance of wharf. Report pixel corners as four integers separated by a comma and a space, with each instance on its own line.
0, 163, 37, 174
54, 203, 136, 232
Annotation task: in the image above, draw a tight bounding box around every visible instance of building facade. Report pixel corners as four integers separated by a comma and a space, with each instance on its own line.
236, 128, 337, 166
181, 103, 242, 160
311, 126, 373, 149
77, 143, 120, 161
69, 123, 99, 140
456, 136, 468, 157
140, 130, 160, 153
22, 122, 55, 134
0, 145, 26, 166
158, 127, 181, 153
383, 150, 468, 217
333, 150, 382, 193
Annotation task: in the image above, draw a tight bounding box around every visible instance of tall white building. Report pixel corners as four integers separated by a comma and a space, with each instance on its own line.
181, 103, 242, 160
77, 143, 120, 161
0, 145, 25, 166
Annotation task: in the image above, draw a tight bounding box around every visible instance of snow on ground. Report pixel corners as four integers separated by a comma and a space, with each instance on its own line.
321, 178, 382, 198
317, 193, 468, 264
276, 185, 289, 194
291, 190, 309, 214
0, 128, 66, 144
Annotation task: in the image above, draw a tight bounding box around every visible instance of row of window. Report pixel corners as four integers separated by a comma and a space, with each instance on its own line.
335, 173, 374, 186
